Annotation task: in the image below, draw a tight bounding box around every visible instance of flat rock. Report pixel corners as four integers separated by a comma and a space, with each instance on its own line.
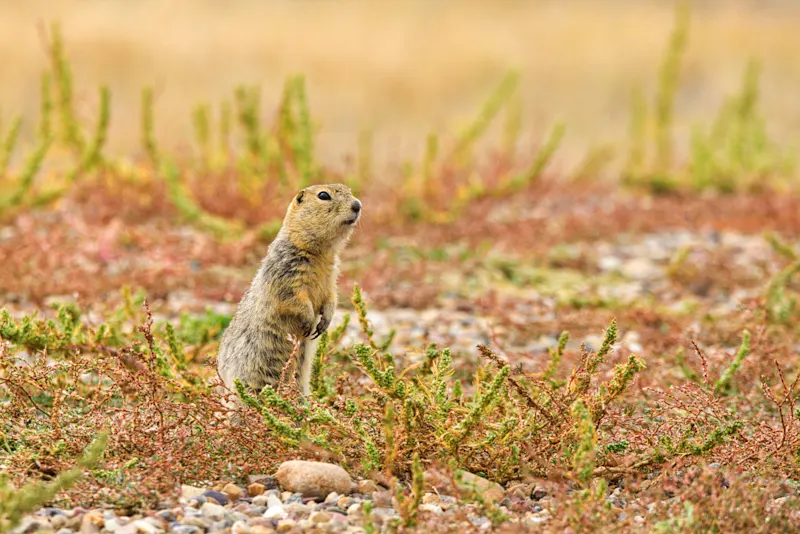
275, 460, 352, 499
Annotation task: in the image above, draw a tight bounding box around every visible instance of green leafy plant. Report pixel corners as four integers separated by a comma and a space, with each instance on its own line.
623, 1, 795, 194
231, 287, 646, 487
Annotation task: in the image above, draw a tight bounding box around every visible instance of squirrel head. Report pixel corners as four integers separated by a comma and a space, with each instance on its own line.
282, 183, 362, 254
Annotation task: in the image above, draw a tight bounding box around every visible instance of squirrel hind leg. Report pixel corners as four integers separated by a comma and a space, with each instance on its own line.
298, 335, 320, 397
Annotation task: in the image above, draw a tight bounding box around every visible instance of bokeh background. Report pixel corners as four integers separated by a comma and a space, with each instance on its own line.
2, 0, 799, 173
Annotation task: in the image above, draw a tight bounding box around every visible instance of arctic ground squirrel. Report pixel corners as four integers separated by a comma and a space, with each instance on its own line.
217, 183, 361, 398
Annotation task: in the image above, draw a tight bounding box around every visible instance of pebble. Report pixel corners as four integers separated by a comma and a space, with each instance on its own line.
468, 515, 490, 528
247, 483, 266, 497
181, 517, 211, 530
276, 519, 295, 532
132, 519, 163, 534
155, 510, 176, 523
287, 495, 305, 506
81, 510, 104, 530
247, 507, 267, 517
248, 475, 279, 490
223, 483, 245, 502
347, 503, 362, 516
456, 470, 505, 503
181, 485, 206, 500
203, 490, 230, 506
357, 480, 378, 494
285, 502, 311, 514
263, 503, 286, 520
266, 495, 283, 509
419, 503, 443, 514
528, 509, 552, 524
200, 502, 227, 521
530, 486, 548, 500
309, 511, 331, 524
251, 495, 270, 507
186, 496, 206, 509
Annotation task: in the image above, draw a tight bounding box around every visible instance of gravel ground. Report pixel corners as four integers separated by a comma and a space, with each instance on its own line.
6, 230, 798, 532
10, 463, 596, 534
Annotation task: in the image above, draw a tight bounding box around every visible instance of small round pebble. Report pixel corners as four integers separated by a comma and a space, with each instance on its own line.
223, 483, 245, 501
247, 483, 266, 497
251, 495, 270, 507
310, 511, 331, 524
203, 490, 230, 506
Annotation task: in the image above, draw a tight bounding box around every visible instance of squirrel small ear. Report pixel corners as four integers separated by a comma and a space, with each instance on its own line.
296, 191, 305, 204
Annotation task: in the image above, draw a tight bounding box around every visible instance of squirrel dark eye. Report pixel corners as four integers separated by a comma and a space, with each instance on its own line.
317, 191, 331, 201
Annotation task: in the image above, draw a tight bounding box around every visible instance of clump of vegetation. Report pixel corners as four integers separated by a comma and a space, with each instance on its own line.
764, 233, 800, 327
0, 287, 641, 509
623, 1, 796, 194
231, 288, 649, 486
0, 22, 566, 238
0, 434, 106, 532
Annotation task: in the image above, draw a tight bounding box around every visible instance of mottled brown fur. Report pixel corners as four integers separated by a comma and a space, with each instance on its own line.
217, 184, 361, 399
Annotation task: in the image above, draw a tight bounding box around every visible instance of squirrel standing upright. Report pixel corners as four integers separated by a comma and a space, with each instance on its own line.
217, 183, 361, 397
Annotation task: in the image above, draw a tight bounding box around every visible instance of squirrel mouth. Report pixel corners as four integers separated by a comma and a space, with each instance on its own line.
343, 215, 360, 225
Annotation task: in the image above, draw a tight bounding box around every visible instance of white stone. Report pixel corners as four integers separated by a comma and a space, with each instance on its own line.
263, 505, 287, 520
200, 502, 226, 522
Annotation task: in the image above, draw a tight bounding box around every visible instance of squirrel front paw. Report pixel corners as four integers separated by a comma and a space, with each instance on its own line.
300, 317, 316, 339
311, 315, 330, 339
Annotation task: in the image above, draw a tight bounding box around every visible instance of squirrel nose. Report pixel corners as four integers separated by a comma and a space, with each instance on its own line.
351, 199, 362, 213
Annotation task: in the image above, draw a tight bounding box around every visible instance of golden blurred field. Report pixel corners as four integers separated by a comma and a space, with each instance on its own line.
1, 0, 799, 170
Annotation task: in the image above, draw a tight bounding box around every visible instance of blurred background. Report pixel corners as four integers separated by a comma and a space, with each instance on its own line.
2, 0, 799, 172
